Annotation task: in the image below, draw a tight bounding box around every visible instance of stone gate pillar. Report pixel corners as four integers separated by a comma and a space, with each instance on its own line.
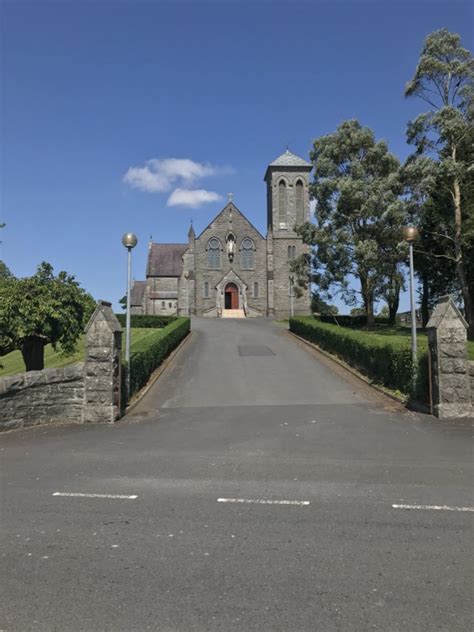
426, 296, 472, 418
82, 300, 123, 423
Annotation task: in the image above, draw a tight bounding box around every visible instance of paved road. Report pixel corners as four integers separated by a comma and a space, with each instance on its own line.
1, 318, 472, 631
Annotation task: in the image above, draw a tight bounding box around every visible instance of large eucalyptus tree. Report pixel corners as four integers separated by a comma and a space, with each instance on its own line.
405, 29, 474, 337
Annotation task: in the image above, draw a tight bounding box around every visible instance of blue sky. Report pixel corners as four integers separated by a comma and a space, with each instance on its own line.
1, 0, 472, 312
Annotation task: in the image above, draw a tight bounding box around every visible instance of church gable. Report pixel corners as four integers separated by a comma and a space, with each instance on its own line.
196, 202, 265, 246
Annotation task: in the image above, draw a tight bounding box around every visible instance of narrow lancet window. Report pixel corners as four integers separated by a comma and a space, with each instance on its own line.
207, 238, 221, 269
240, 238, 255, 269
295, 180, 304, 225
278, 180, 287, 226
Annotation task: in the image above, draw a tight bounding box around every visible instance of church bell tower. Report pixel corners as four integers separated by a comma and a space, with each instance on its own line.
264, 150, 312, 318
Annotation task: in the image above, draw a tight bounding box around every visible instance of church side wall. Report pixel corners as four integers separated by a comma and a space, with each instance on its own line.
144, 277, 179, 315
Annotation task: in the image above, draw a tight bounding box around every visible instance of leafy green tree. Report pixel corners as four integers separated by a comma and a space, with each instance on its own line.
405, 28, 474, 337
0, 262, 96, 371
402, 157, 459, 326
297, 120, 405, 328
310, 291, 338, 315
0, 261, 12, 280
376, 213, 407, 324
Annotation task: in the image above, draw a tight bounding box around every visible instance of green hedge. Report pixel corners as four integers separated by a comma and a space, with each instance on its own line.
290, 316, 429, 400
123, 317, 190, 401
115, 314, 178, 329
318, 314, 392, 327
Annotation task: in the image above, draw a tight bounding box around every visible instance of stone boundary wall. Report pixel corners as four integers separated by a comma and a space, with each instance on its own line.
0, 364, 84, 431
0, 300, 123, 432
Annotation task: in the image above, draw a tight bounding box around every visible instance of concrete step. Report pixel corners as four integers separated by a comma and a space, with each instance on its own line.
221, 309, 246, 319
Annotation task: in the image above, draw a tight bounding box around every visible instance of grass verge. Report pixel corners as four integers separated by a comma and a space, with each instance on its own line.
0, 328, 162, 377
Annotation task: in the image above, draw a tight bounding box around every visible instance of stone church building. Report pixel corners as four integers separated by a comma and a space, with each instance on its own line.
130, 150, 312, 319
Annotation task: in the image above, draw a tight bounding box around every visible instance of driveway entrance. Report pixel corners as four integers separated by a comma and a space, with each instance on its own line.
2, 318, 472, 632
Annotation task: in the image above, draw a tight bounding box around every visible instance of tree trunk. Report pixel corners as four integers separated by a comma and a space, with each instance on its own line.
360, 274, 375, 328
452, 154, 474, 339
21, 336, 46, 371
421, 273, 430, 329
387, 278, 401, 325
366, 298, 375, 329
388, 302, 398, 325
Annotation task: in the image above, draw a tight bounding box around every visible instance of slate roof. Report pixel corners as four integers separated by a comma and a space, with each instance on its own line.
130, 281, 147, 306
146, 243, 188, 277
268, 149, 312, 168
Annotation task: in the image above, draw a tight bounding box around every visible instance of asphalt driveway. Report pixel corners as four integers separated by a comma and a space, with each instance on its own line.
1, 318, 472, 631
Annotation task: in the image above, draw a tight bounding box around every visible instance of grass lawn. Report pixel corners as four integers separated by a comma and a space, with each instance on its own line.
357, 324, 474, 360
0, 328, 162, 377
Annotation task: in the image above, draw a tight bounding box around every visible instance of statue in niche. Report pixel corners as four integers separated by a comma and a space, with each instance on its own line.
226, 233, 235, 262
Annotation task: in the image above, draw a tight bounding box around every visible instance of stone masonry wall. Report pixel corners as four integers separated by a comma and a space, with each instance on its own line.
0, 364, 84, 431
82, 302, 122, 423
272, 237, 311, 319
0, 300, 123, 432
427, 296, 472, 418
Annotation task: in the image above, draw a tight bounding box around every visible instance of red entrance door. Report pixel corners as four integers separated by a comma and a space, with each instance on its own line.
225, 283, 239, 309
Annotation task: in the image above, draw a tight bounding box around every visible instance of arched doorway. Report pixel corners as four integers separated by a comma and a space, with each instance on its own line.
224, 282, 239, 310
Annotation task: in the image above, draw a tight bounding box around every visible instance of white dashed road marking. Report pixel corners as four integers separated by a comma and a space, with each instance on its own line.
52, 492, 138, 500
392, 503, 474, 513
217, 498, 310, 506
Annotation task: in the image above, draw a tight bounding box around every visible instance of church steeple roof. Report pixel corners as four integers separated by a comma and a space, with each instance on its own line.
264, 149, 312, 181
268, 149, 312, 168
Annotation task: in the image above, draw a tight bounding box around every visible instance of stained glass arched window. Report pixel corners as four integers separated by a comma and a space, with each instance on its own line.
278, 180, 287, 225
207, 238, 221, 269
295, 179, 304, 225
240, 237, 255, 269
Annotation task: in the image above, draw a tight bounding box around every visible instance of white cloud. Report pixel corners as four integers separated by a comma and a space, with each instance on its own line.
310, 199, 317, 214
167, 188, 223, 208
123, 158, 231, 193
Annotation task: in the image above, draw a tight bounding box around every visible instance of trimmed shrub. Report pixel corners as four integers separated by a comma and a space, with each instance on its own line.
318, 314, 392, 327
115, 314, 178, 329
290, 316, 428, 400
123, 317, 190, 401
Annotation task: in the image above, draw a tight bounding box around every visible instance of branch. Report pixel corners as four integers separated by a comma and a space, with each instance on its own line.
414, 248, 457, 262
414, 92, 439, 110
424, 230, 456, 243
